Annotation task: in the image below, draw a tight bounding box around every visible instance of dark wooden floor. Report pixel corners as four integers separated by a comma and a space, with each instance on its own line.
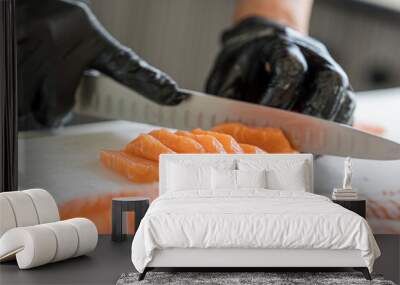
0, 235, 133, 285
0, 236, 367, 284
1, 235, 398, 284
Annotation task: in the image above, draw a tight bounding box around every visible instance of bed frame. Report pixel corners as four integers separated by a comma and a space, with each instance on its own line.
139, 154, 371, 280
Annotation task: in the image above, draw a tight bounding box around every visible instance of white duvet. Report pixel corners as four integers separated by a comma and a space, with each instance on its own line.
131, 190, 380, 272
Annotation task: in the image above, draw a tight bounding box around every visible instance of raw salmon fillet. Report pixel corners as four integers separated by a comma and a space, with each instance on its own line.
175, 130, 226, 153
100, 150, 159, 183
192, 128, 243, 153
212, 123, 296, 153
125, 134, 175, 161
150, 129, 205, 153
239, 143, 267, 154
100, 123, 295, 184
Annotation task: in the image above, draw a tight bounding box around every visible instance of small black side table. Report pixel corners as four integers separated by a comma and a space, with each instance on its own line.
112, 197, 149, 242
332, 199, 366, 218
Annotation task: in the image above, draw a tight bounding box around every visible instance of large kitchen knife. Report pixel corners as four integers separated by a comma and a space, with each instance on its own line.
75, 73, 400, 160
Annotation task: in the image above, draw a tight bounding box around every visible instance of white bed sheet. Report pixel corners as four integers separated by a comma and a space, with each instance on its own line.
131, 190, 380, 273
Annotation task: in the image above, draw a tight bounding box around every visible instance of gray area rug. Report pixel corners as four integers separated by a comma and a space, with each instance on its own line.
116, 272, 396, 285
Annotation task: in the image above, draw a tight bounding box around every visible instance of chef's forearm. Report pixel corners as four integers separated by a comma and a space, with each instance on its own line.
234, 0, 314, 34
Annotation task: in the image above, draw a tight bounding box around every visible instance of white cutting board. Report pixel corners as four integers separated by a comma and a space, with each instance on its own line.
18, 121, 162, 204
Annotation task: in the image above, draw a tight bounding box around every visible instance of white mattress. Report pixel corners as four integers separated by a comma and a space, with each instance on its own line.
131, 190, 380, 273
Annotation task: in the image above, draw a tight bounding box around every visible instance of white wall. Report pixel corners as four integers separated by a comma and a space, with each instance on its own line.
90, 0, 236, 92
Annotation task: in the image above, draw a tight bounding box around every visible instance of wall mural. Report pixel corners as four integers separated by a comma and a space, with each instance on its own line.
14, 0, 400, 236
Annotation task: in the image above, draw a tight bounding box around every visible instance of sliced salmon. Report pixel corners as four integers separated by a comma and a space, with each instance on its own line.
125, 134, 175, 161
212, 123, 296, 153
100, 150, 159, 183
192, 128, 243, 153
239, 143, 267, 154
175, 130, 226, 153
150, 129, 205, 153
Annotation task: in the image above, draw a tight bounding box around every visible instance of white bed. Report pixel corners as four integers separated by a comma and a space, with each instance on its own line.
131, 154, 380, 280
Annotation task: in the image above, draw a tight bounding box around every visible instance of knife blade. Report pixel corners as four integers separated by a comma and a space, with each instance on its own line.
75, 73, 400, 160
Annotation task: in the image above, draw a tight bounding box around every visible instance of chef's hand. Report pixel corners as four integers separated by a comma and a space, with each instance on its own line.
206, 17, 356, 124
17, 0, 187, 128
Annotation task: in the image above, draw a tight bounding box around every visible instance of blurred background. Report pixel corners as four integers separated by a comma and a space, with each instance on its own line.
89, 0, 400, 92
311, 0, 400, 91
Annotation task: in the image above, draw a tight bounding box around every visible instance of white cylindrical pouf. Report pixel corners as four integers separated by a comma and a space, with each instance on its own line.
0, 187, 98, 269
0, 192, 39, 227
0, 196, 17, 237
0, 226, 57, 269
42, 221, 79, 262
0, 219, 97, 269
65, 218, 98, 257
23, 189, 60, 223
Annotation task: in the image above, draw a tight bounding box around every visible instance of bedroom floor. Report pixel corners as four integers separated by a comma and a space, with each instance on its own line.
0, 237, 368, 285
0, 235, 133, 285
1, 235, 398, 285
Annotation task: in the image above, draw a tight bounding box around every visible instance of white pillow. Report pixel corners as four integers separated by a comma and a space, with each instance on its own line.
267, 162, 307, 191
212, 168, 237, 190
236, 169, 267, 189
238, 159, 309, 191
167, 163, 212, 191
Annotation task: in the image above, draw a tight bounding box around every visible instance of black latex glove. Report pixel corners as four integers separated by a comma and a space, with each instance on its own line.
16, 0, 187, 129
206, 17, 356, 124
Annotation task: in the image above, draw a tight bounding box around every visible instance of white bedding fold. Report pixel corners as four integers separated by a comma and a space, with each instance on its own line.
131, 190, 380, 273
